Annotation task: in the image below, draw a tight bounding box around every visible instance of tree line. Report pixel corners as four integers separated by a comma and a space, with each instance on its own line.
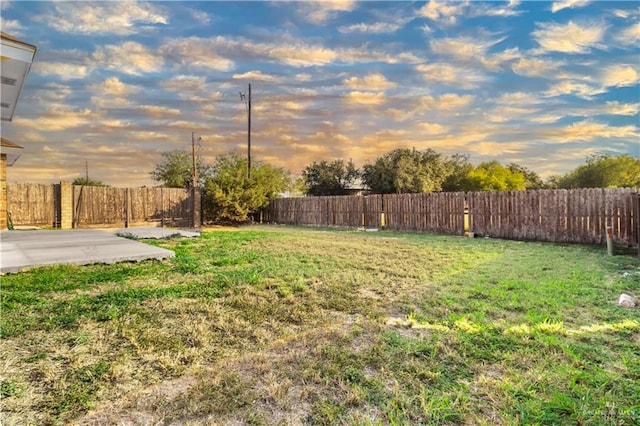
146, 148, 638, 223
302, 150, 640, 196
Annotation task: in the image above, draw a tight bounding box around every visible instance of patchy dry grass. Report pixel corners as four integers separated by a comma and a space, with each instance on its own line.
1, 225, 639, 425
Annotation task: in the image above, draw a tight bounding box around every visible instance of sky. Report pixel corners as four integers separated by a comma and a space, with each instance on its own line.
1, 0, 638, 187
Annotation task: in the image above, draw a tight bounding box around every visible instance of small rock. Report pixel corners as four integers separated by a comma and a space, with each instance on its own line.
618, 294, 636, 308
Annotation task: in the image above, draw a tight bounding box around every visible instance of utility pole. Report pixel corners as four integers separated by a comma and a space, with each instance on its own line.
191, 131, 200, 229
248, 83, 251, 179
85, 161, 89, 180
240, 83, 252, 179
191, 131, 198, 188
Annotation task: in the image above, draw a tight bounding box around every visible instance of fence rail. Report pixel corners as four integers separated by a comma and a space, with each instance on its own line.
264, 188, 638, 246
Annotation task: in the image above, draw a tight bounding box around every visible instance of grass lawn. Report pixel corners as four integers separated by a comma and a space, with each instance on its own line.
1, 225, 639, 425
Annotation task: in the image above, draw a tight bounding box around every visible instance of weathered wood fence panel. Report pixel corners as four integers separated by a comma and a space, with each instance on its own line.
384, 192, 464, 235
264, 196, 364, 227
6, 183, 56, 226
74, 186, 192, 227
364, 195, 383, 228
7, 183, 195, 228
73, 186, 126, 226
468, 188, 638, 246
265, 193, 464, 235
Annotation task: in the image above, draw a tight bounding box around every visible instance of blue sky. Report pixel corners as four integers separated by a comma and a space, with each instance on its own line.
1, 0, 638, 187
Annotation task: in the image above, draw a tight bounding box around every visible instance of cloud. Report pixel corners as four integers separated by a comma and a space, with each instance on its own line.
469, 141, 528, 155
532, 21, 606, 54
159, 35, 420, 69
551, 0, 591, 13
338, 14, 413, 34
430, 36, 498, 61
601, 65, 639, 87
35, 83, 73, 104
139, 105, 181, 118
33, 62, 90, 80
416, 63, 487, 89
421, 93, 475, 110
417, 0, 520, 26
343, 73, 397, 91
604, 101, 639, 116
232, 71, 280, 82
529, 115, 563, 124
495, 92, 542, 105
344, 91, 387, 105
34, 1, 167, 35
417, 0, 466, 26
384, 108, 416, 122
95, 77, 141, 97
544, 81, 605, 99
0, 16, 24, 35
89, 77, 141, 108
512, 57, 561, 77
92, 41, 164, 75
471, 0, 522, 17
160, 37, 234, 72
486, 106, 539, 123
189, 8, 210, 24
338, 21, 403, 34
547, 120, 639, 143
13, 107, 94, 131
614, 22, 640, 45
430, 36, 520, 70
159, 75, 207, 92
418, 122, 449, 134
296, 0, 356, 25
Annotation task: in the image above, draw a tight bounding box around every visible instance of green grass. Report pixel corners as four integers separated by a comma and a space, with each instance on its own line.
1, 225, 639, 425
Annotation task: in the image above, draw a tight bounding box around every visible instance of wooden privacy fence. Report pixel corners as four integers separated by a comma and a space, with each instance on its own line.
266, 196, 366, 228
264, 192, 465, 236
384, 192, 465, 235
7, 183, 197, 228
264, 188, 638, 246
6, 183, 57, 227
73, 186, 194, 227
468, 188, 638, 246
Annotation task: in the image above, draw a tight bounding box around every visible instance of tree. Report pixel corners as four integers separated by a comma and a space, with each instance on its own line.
204, 153, 290, 223
150, 150, 211, 188
558, 154, 640, 189
507, 163, 545, 189
442, 153, 474, 192
302, 159, 359, 196
362, 148, 450, 194
72, 177, 107, 186
464, 161, 526, 191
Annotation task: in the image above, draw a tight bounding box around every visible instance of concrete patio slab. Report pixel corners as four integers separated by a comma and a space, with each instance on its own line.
0, 229, 175, 274
112, 227, 200, 239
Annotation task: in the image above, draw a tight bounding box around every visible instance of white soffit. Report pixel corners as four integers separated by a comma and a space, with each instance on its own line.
1, 34, 37, 122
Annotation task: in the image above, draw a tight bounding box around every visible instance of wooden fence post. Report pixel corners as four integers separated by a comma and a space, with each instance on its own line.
606, 225, 614, 256
634, 193, 640, 260
124, 187, 130, 228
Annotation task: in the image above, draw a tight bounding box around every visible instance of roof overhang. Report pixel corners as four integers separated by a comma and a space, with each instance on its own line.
1, 32, 37, 122
1, 137, 24, 166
